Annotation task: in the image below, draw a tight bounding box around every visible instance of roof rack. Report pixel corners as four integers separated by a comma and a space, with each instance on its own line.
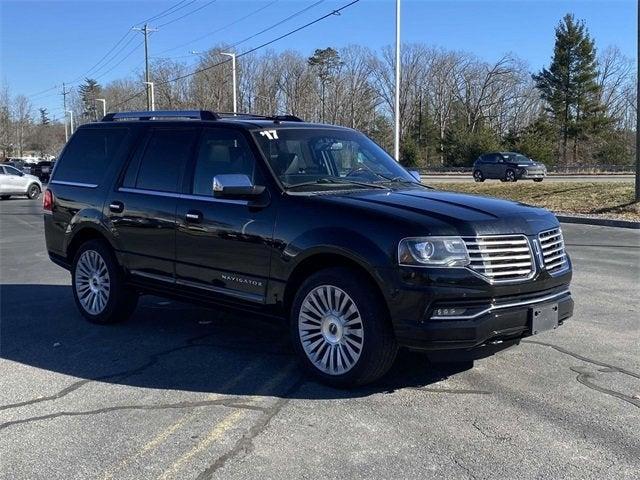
100, 110, 304, 123
216, 112, 304, 123
101, 110, 219, 122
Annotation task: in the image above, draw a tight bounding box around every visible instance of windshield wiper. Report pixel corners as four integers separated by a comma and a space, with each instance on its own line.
285, 178, 387, 190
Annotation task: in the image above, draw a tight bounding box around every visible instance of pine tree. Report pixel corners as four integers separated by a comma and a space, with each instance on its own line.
39, 107, 50, 125
308, 48, 342, 123
533, 14, 605, 164
78, 78, 102, 121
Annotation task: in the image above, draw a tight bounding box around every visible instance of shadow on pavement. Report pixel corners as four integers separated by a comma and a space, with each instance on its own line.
0, 284, 472, 400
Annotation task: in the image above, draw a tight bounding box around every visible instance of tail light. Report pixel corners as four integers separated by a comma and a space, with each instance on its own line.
43, 189, 54, 212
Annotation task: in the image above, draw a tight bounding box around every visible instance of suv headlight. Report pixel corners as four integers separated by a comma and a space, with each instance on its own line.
398, 236, 470, 267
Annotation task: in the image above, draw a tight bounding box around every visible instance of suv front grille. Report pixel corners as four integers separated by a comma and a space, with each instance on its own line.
538, 228, 568, 273
463, 235, 534, 282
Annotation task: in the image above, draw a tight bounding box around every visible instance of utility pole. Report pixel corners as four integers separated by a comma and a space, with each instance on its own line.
61, 82, 71, 142
133, 24, 158, 111
221, 52, 237, 114
394, 0, 401, 161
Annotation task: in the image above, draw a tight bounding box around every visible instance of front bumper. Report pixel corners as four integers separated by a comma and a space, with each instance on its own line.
519, 169, 546, 179
396, 287, 573, 351
375, 262, 573, 352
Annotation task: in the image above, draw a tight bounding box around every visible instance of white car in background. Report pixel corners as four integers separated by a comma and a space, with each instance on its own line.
0, 164, 42, 200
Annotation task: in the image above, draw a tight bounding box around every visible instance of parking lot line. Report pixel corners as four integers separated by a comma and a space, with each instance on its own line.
158, 409, 247, 480
99, 360, 262, 480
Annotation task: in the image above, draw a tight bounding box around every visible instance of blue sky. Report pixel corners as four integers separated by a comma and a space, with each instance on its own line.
1, 0, 636, 119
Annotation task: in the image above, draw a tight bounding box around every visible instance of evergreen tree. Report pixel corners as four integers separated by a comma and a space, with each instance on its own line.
533, 14, 605, 164
308, 48, 342, 123
39, 107, 50, 125
78, 78, 102, 121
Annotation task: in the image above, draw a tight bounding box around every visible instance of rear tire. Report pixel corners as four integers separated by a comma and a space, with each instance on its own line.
0, 195, 10, 200
290, 267, 398, 388
533, 178, 543, 183
71, 240, 138, 325
473, 170, 484, 182
27, 184, 40, 199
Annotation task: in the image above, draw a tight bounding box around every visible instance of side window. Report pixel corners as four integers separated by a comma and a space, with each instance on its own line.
54, 128, 128, 184
0, 167, 5, 174
5, 166, 21, 176
191, 129, 256, 197
127, 129, 198, 193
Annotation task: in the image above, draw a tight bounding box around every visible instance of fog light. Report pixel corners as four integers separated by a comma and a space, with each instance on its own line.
433, 307, 467, 318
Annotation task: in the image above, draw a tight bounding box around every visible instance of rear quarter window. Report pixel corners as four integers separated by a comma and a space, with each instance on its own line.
53, 128, 128, 185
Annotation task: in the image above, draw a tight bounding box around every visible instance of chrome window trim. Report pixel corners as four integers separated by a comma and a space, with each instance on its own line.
50, 180, 99, 188
430, 289, 571, 320
118, 187, 248, 205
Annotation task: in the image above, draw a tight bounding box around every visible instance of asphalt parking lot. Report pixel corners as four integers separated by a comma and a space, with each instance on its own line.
1, 198, 638, 480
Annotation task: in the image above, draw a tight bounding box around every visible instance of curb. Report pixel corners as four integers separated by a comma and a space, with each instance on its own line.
556, 215, 640, 230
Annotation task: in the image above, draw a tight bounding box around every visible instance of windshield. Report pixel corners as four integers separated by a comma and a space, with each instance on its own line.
505, 153, 533, 164
252, 128, 417, 189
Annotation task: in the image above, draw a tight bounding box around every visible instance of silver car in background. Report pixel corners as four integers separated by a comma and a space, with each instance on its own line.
0, 164, 42, 199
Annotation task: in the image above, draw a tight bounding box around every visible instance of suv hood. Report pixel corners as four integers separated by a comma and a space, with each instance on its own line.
317, 187, 558, 236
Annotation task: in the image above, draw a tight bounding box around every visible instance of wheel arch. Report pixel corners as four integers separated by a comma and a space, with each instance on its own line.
65, 224, 115, 265
282, 250, 391, 322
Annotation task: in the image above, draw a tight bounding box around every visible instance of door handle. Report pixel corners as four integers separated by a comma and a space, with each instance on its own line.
185, 210, 202, 223
109, 201, 124, 213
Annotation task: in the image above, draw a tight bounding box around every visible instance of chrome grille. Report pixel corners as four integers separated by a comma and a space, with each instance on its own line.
539, 228, 568, 273
463, 235, 534, 282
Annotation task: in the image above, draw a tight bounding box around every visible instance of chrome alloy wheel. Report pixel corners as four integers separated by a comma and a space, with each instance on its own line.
75, 250, 110, 315
298, 285, 364, 375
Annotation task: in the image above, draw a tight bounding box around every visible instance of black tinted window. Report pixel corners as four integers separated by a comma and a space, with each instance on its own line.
54, 128, 128, 184
132, 129, 198, 192
191, 129, 255, 196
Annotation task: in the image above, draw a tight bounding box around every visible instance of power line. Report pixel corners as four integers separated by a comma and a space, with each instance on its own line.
112, 0, 360, 110
24, 1, 194, 99
156, 0, 218, 28
135, 0, 193, 25
229, 0, 325, 50
66, 31, 134, 84
156, 0, 280, 56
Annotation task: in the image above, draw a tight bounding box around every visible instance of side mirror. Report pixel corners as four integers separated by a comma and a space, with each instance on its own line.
408, 170, 421, 182
213, 174, 266, 198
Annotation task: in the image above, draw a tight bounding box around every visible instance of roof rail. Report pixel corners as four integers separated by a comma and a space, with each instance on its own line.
101, 110, 219, 122
216, 112, 304, 123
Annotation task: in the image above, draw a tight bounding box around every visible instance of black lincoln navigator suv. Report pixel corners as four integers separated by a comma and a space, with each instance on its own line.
44, 110, 573, 387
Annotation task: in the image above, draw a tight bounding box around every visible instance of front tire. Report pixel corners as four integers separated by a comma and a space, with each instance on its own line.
0, 195, 10, 200
291, 267, 398, 388
505, 169, 517, 182
27, 184, 40, 199
534, 178, 543, 183
71, 240, 138, 324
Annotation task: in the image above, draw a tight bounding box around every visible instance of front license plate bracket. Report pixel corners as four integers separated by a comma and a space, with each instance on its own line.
530, 303, 559, 335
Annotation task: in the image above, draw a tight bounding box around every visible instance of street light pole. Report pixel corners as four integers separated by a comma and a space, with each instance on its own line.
143, 82, 155, 111
394, 0, 401, 161
96, 99, 106, 118
221, 52, 237, 114
66, 110, 74, 134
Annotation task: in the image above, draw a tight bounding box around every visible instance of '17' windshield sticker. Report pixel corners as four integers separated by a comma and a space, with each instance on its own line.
259, 130, 279, 140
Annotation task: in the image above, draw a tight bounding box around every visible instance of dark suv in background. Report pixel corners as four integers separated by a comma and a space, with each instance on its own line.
473, 152, 547, 182
44, 110, 572, 387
